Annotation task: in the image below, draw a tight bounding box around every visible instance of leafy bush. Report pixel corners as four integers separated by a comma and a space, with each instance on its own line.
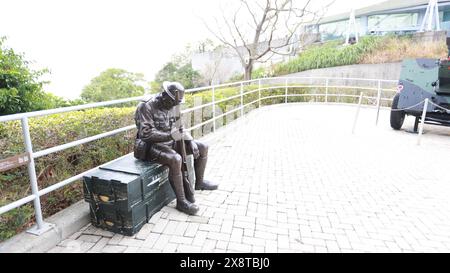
0, 37, 73, 115
153, 62, 202, 90
0, 106, 137, 241
81, 68, 146, 103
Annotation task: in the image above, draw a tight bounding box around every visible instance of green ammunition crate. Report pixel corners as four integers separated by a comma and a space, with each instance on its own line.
83, 154, 175, 236
89, 180, 174, 236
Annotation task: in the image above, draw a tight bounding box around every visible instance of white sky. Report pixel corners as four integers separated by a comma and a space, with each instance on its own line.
0, 0, 386, 99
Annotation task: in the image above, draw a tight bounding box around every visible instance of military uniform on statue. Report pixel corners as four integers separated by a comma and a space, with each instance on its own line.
133, 81, 218, 215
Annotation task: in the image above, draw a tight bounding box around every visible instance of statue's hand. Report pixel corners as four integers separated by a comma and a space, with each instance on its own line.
183, 131, 193, 141
191, 141, 200, 159
170, 127, 183, 141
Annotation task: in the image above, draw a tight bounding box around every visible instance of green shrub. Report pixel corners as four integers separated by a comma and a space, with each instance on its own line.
274, 36, 383, 75
0, 106, 137, 241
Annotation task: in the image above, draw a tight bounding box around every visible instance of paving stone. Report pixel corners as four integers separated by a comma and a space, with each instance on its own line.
201, 239, 217, 252
104, 234, 122, 245
220, 220, 234, 234
177, 245, 202, 253
118, 237, 144, 247
228, 242, 252, 252
124, 247, 140, 253
153, 234, 171, 250
188, 216, 210, 224
216, 241, 229, 250
78, 235, 102, 243
162, 220, 179, 235
93, 229, 115, 238
87, 238, 110, 253
170, 235, 193, 245
192, 231, 208, 247
265, 240, 278, 253
252, 245, 265, 253
142, 233, 161, 249
135, 224, 155, 240
68, 231, 82, 240
101, 245, 127, 253
242, 236, 266, 247
198, 223, 221, 232
162, 243, 178, 253
152, 219, 169, 234
81, 225, 99, 235
230, 228, 244, 243
207, 231, 231, 242
47, 246, 66, 253
185, 223, 200, 237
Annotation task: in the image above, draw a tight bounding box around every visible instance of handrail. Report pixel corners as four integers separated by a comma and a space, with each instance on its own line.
0, 76, 398, 236
0, 96, 146, 123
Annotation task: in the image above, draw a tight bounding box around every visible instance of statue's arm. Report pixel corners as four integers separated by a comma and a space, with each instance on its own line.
137, 104, 172, 143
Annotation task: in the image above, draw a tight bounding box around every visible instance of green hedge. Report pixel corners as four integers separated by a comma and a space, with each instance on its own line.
0, 107, 137, 241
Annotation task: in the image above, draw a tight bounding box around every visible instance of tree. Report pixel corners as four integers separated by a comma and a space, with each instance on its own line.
197, 39, 216, 53
0, 37, 52, 115
81, 68, 146, 102
205, 0, 333, 80
151, 44, 203, 91
153, 62, 201, 90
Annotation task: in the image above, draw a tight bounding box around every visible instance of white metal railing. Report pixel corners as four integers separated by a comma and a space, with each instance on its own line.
0, 76, 397, 235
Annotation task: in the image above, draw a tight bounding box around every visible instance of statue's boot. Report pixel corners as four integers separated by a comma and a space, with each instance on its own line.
194, 156, 219, 190
183, 178, 196, 203
169, 174, 199, 215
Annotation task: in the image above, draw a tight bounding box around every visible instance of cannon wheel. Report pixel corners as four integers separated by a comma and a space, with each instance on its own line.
390, 93, 405, 130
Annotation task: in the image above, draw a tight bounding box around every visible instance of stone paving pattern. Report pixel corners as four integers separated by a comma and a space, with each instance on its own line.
47, 104, 450, 253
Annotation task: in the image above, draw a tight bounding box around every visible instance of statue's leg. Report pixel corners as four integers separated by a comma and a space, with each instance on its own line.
153, 147, 199, 215
193, 141, 219, 190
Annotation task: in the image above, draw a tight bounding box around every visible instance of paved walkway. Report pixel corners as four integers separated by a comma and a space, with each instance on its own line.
47, 104, 450, 253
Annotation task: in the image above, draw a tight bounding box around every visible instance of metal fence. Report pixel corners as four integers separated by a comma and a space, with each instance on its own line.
0, 76, 397, 236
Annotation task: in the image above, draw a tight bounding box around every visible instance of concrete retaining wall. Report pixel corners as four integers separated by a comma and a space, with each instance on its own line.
285, 62, 402, 82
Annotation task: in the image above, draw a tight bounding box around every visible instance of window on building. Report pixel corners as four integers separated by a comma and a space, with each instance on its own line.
444, 10, 450, 22
319, 19, 363, 41
440, 10, 450, 30
368, 13, 419, 32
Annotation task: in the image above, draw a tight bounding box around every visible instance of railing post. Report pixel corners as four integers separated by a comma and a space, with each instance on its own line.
417, 98, 429, 146
258, 79, 262, 108
352, 92, 364, 134
375, 80, 382, 126
21, 117, 54, 235
325, 78, 329, 103
240, 82, 244, 117
212, 84, 216, 132
285, 78, 288, 104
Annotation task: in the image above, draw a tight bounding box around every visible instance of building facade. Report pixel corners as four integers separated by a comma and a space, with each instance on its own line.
310, 0, 450, 41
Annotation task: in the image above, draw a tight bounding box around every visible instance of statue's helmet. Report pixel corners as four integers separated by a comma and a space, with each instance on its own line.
162, 81, 185, 103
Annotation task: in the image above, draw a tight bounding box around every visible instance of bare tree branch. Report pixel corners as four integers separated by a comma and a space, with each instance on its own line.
240, 0, 259, 27
203, 0, 332, 80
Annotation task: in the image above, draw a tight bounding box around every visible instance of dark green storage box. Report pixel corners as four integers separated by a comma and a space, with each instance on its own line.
83, 154, 175, 236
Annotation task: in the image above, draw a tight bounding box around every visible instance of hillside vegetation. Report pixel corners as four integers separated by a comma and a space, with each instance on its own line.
271, 35, 448, 76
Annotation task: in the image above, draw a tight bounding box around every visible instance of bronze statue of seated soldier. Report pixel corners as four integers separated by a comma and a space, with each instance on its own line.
134, 81, 218, 215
